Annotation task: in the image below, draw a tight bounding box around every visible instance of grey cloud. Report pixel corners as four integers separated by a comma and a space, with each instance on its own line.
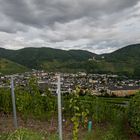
0, 0, 139, 27
0, 0, 43, 27
0, 0, 140, 53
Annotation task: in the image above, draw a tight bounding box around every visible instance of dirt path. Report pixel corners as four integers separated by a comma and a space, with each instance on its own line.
122, 119, 140, 140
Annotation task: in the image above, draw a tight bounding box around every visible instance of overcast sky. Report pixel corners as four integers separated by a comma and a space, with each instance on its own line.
0, 0, 140, 54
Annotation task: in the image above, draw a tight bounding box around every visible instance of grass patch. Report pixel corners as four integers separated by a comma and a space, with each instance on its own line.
0, 128, 59, 140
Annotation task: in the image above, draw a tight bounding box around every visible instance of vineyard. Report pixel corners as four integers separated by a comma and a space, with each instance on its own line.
0, 77, 140, 140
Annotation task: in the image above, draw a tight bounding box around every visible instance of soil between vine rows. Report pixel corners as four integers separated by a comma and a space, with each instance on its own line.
0, 113, 140, 140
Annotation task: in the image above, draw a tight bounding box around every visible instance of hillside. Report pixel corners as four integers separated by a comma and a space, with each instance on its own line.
102, 44, 140, 63
0, 44, 140, 77
0, 47, 95, 68
61, 44, 140, 76
0, 58, 29, 74
101, 44, 140, 76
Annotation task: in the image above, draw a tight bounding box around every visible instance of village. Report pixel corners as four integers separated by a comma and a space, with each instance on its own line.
0, 70, 140, 97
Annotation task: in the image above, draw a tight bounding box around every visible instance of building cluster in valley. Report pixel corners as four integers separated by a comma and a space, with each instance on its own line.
0, 70, 140, 97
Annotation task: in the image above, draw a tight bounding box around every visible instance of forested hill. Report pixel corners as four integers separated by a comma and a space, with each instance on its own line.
0, 47, 96, 68
102, 44, 140, 63
93, 44, 140, 77
0, 44, 140, 77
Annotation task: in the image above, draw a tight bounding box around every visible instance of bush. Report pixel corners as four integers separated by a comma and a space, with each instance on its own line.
128, 91, 140, 134
0, 88, 12, 113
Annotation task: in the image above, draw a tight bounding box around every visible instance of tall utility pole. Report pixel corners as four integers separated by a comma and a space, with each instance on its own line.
11, 76, 18, 128
57, 74, 63, 140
